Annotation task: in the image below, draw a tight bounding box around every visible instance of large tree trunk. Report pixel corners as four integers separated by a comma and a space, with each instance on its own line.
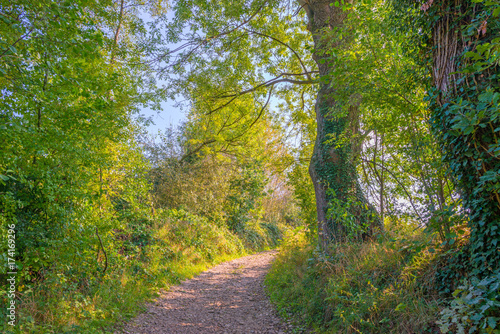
424, 0, 500, 275
302, 0, 380, 251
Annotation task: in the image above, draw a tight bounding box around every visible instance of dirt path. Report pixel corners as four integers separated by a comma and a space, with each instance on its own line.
118, 251, 291, 334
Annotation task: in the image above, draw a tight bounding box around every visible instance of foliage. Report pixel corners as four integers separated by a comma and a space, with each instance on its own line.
326, 189, 379, 241
1, 0, 497, 332
288, 159, 317, 238
225, 161, 267, 231
154, 0, 315, 162
321, 0, 453, 225
437, 273, 500, 334
145, 0, 450, 245
262, 173, 302, 228
146, 128, 295, 249
430, 1, 500, 278
0, 2, 151, 324
390, 0, 500, 278
151, 155, 236, 223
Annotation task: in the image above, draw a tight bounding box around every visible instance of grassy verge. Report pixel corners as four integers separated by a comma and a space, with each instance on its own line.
266, 223, 443, 334
1, 209, 284, 333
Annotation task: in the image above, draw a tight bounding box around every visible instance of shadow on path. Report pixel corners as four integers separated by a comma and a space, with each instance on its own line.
118, 251, 290, 334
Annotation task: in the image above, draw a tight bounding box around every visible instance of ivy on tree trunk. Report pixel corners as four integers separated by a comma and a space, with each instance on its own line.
304, 0, 381, 250
393, 0, 500, 277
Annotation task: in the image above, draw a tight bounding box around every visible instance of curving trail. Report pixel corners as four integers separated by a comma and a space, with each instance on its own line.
118, 251, 291, 334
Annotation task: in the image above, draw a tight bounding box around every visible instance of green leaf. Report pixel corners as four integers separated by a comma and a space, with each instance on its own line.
487, 317, 497, 329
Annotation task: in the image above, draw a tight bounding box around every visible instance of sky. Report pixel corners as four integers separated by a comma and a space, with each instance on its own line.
136, 10, 187, 137
139, 99, 186, 136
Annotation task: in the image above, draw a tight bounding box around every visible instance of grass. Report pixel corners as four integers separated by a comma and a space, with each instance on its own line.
266, 221, 444, 334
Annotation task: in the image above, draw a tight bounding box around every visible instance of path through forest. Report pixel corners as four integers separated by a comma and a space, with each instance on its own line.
118, 251, 294, 334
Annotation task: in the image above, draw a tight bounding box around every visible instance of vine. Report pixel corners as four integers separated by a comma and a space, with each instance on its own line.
316, 95, 380, 242
391, 0, 500, 278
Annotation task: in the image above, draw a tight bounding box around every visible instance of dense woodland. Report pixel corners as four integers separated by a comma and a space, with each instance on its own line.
0, 0, 499, 333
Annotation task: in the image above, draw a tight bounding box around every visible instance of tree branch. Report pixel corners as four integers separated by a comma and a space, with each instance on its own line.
243, 28, 313, 80
0, 27, 34, 59
156, 1, 267, 65
361, 158, 423, 221
181, 85, 274, 161
95, 226, 108, 277
111, 0, 125, 64
215, 74, 314, 99
205, 73, 313, 115
180, 139, 217, 162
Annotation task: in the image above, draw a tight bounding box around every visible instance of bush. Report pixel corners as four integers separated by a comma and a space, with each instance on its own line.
437, 273, 500, 334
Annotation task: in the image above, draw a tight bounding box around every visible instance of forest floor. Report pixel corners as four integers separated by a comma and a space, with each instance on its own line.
117, 251, 296, 334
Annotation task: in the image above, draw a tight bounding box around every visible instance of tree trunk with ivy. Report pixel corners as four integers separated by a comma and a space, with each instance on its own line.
418, 0, 500, 276
302, 0, 381, 251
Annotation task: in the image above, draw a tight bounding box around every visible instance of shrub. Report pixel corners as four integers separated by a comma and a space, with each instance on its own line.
437, 273, 500, 334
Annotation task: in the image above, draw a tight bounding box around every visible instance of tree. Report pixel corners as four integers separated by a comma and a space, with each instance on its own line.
299, 0, 382, 249
0, 0, 156, 287
151, 0, 380, 250
391, 0, 500, 275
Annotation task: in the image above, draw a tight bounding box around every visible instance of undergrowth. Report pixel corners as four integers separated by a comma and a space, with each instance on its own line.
0, 208, 284, 333
266, 220, 445, 334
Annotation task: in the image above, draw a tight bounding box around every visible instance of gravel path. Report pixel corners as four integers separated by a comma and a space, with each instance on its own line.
118, 251, 290, 334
